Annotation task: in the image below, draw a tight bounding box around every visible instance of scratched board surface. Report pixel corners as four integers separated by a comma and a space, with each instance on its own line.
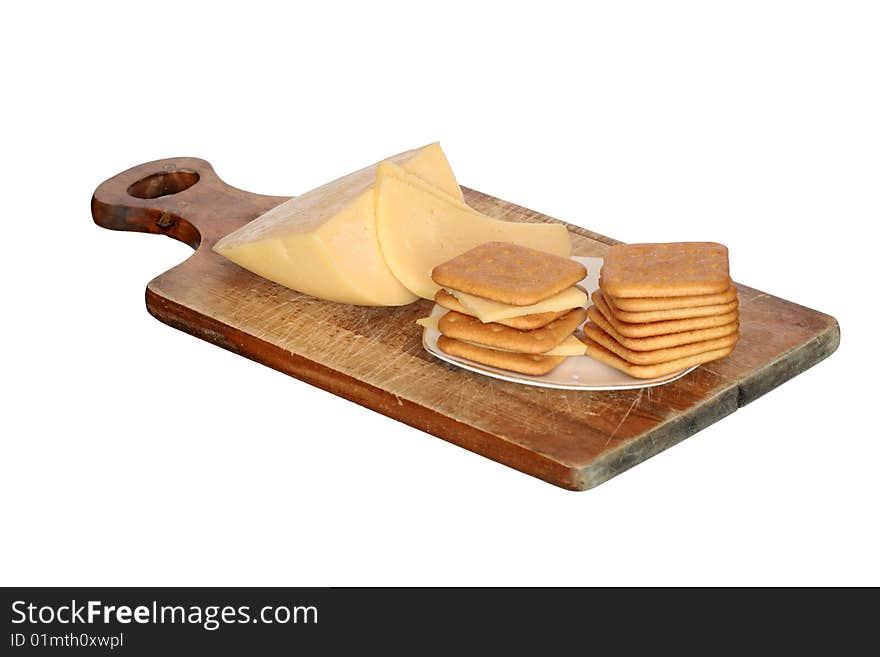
92, 158, 840, 490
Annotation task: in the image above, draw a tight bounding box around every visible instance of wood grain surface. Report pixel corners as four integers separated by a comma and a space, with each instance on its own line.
92, 157, 840, 490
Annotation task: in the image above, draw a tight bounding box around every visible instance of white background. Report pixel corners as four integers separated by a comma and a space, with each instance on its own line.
2, 1, 877, 586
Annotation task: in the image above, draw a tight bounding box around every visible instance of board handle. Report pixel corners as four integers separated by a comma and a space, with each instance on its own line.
91, 157, 219, 250
91, 157, 289, 251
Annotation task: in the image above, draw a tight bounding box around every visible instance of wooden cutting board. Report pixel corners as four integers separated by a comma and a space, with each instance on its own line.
92, 157, 840, 490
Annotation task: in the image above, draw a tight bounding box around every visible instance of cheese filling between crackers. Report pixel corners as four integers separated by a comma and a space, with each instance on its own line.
445, 287, 587, 323
466, 334, 585, 356
417, 317, 585, 356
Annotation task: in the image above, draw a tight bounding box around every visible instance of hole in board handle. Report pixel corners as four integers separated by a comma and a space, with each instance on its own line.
127, 170, 200, 199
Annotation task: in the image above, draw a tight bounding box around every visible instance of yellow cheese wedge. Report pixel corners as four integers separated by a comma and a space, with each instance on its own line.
213, 143, 462, 306
375, 162, 571, 300
416, 317, 585, 356
448, 287, 588, 323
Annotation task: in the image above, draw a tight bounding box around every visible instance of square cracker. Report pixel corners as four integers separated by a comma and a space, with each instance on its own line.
437, 336, 566, 376
606, 284, 737, 312
601, 242, 730, 298
605, 293, 739, 323
434, 289, 567, 330
587, 305, 739, 351
438, 308, 586, 354
581, 336, 735, 379
431, 242, 586, 306
581, 321, 739, 365
592, 291, 738, 338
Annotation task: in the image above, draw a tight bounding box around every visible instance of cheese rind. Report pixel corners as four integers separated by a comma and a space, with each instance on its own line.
375, 162, 571, 300
449, 287, 588, 323
213, 143, 462, 306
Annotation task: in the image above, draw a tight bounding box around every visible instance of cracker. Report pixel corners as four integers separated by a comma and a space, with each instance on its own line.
433, 289, 567, 330
592, 291, 738, 338
581, 321, 739, 365
431, 242, 586, 306
600, 242, 730, 298
605, 284, 737, 312
438, 308, 586, 354
437, 336, 567, 376
581, 336, 735, 379
604, 294, 739, 323
587, 305, 739, 351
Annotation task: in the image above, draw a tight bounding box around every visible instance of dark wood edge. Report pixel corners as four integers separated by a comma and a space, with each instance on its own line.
579, 318, 840, 489
734, 319, 840, 406
583, 384, 740, 489
145, 287, 585, 491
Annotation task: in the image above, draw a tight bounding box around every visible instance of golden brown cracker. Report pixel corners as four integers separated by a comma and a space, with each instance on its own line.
437, 336, 566, 376
605, 284, 737, 312
433, 289, 568, 330
438, 308, 586, 354
600, 242, 730, 298
581, 321, 739, 365
431, 241, 586, 306
587, 305, 739, 351
604, 294, 739, 323
592, 291, 737, 338
581, 336, 735, 379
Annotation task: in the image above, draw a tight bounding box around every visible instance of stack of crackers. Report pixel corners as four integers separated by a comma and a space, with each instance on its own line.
582, 242, 739, 379
424, 242, 589, 375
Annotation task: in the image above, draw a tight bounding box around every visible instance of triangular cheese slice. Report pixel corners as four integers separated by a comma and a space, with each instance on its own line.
375, 162, 571, 300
